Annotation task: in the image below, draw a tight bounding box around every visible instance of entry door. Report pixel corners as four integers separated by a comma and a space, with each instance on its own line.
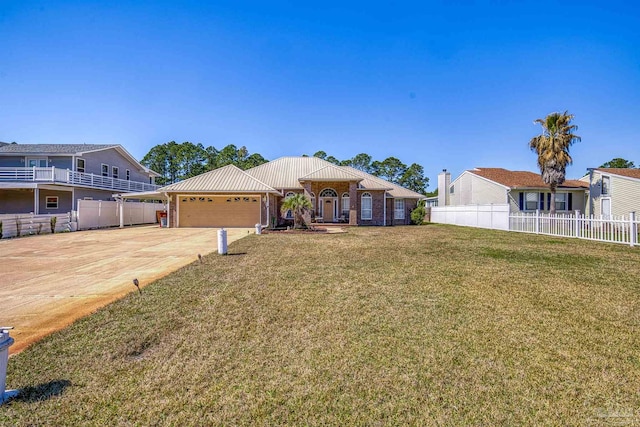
601, 198, 611, 218
322, 199, 336, 222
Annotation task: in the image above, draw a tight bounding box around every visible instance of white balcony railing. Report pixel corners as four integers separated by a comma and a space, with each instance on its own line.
0, 167, 159, 192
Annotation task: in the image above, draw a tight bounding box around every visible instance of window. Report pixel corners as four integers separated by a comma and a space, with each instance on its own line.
555, 193, 567, 211
394, 198, 405, 219
602, 176, 610, 195
28, 158, 47, 167
341, 193, 350, 218
449, 185, 454, 194
126, 169, 130, 181
361, 192, 372, 220
319, 188, 337, 197
76, 158, 85, 173
112, 166, 119, 179
45, 196, 58, 209
310, 192, 316, 216
101, 164, 109, 177
525, 192, 538, 211
284, 192, 295, 219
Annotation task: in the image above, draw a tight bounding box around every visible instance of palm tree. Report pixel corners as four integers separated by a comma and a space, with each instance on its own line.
280, 193, 312, 229
529, 111, 581, 214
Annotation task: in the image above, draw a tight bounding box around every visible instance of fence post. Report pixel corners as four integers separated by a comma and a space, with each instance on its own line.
574, 210, 580, 238
535, 210, 540, 234
631, 212, 637, 247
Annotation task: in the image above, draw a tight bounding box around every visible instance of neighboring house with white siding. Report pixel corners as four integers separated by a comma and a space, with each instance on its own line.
438, 168, 588, 213
580, 168, 640, 217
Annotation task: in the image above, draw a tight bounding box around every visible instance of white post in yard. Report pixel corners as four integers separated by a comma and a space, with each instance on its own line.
218, 228, 228, 255
119, 198, 124, 229
0, 327, 18, 404
535, 210, 540, 234
630, 212, 637, 247
575, 210, 580, 238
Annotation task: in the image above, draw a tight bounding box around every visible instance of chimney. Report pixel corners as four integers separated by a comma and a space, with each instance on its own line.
438, 169, 451, 207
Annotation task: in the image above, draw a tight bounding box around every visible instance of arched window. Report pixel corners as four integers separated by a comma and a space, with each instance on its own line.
341, 193, 350, 219
361, 192, 372, 220
319, 188, 337, 198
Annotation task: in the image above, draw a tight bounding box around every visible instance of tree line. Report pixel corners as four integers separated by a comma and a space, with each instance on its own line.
141, 142, 429, 194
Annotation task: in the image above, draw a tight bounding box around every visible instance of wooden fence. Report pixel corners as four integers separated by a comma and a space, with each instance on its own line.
0, 213, 71, 239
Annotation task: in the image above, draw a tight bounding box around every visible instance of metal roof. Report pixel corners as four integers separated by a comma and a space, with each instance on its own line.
160, 164, 279, 193
0, 143, 119, 154
244, 156, 424, 198
299, 164, 363, 182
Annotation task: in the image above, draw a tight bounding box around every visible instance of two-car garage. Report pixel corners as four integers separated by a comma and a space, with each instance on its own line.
177, 195, 261, 227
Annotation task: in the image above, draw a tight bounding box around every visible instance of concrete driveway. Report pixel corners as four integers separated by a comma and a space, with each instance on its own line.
0, 225, 251, 354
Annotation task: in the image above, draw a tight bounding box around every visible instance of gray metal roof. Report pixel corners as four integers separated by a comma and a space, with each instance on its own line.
0, 143, 119, 154
160, 164, 279, 193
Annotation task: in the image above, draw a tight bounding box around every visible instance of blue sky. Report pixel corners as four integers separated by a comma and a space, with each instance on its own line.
2, 1, 639, 189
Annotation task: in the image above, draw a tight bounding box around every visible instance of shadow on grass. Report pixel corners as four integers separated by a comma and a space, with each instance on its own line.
224, 252, 247, 256
10, 379, 72, 403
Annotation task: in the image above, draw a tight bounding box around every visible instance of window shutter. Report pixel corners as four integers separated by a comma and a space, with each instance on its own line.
539, 193, 544, 210
547, 193, 551, 210
518, 193, 524, 210
568, 193, 573, 211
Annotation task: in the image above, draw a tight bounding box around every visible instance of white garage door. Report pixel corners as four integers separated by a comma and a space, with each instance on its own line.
178, 195, 260, 227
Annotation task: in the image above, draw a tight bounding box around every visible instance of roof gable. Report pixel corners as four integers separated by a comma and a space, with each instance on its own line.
470, 168, 588, 189
160, 164, 278, 193
596, 168, 640, 180
299, 164, 363, 181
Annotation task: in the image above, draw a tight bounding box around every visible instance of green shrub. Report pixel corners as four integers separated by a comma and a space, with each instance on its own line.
410, 201, 426, 225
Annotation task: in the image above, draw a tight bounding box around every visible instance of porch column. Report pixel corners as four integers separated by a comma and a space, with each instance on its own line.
33, 188, 39, 214
349, 181, 357, 225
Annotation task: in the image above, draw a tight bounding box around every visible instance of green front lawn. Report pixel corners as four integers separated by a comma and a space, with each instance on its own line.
2, 225, 640, 425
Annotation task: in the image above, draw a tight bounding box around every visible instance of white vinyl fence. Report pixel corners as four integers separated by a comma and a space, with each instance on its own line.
510, 211, 639, 247
430, 204, 510, 230
77, 200, 162, 230
0, 213, 71, 239
431, 205, 639, 247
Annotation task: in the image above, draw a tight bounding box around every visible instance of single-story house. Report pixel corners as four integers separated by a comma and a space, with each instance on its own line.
438, 168, 589, 213
0, 143, 159, 214
580, 168, 640, 217
158, 156, 425, 228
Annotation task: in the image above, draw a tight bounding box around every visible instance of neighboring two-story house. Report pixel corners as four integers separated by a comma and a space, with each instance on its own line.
438, 168, 588, 213
581, 168, 640, 217
0, 143, 159, 214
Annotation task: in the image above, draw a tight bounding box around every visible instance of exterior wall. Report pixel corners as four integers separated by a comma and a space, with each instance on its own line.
38, 189, 73, 214
0, 156, 72, 169
588, 171, 640, 217
0, 189, 34, 214
0, 156, 26, 167
509, 189, 586, 214
309, 181, 354, 221
449, 172, 507, 206
169, 194, 178, 228
80, 148, 151, 183
50, 157, 73, 169
357, 190, 385, 226
391, 198, 418, 225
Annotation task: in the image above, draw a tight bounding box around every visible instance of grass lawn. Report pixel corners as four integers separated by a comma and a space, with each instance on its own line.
2, 225, 640, 425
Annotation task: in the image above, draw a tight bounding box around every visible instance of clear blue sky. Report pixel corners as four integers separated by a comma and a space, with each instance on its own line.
2, 1, 639, 189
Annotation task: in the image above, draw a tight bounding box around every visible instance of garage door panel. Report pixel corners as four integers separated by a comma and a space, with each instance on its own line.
179, 195, 260, 227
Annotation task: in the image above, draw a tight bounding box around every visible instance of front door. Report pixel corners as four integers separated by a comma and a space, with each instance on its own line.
601, 198, 611, 218
322, 198, 336, 222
